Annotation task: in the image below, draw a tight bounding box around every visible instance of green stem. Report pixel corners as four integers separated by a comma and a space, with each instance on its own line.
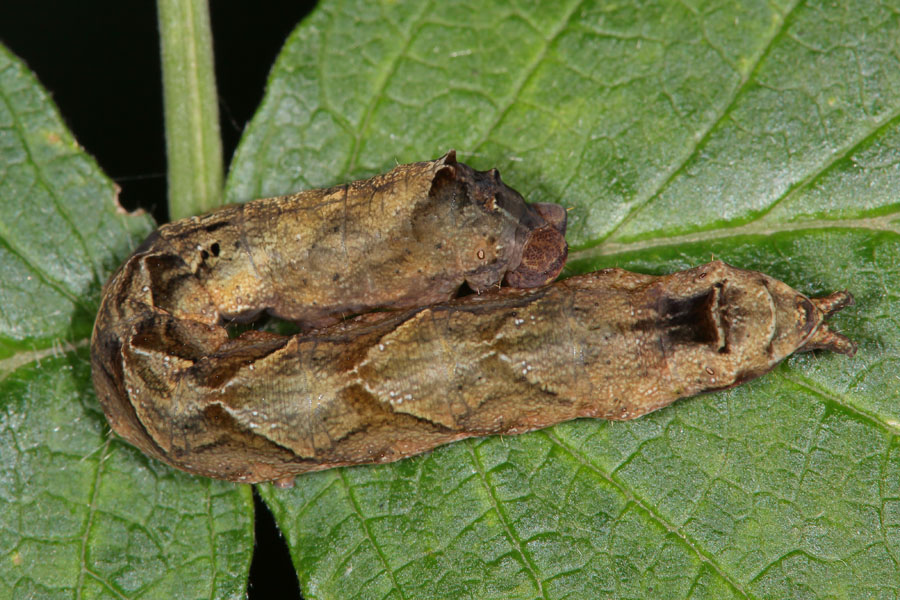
157, 0, 224, 220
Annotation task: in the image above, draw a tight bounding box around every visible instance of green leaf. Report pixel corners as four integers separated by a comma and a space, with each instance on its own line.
0, 45, 253, 599
227, 1, 900, 598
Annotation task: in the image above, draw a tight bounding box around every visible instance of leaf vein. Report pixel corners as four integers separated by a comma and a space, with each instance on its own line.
543, 430, 752, 599
0, 84, 101, 292
776, 371, 900, 436
0, 338, 89, 383
601, 0, 806, 242
343, 0, 434, 177
746, 102, 900, 226
0, 232, 90, 316
470, 0, 587, 155
336, 469, 408, 600
75, 438, 111, 600
569, 216, 900, 261
465, 440, 550, 600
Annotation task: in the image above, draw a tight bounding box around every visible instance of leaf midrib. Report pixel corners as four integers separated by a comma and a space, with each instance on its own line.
0, 338, 89, 382
569, 212, 900, 260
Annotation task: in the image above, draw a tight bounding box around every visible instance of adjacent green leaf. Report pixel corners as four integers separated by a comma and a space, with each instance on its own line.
226, 1, 900, 598
0, 45, 253, 599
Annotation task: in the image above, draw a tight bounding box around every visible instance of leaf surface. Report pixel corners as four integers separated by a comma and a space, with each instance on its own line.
224, 1, 900, 598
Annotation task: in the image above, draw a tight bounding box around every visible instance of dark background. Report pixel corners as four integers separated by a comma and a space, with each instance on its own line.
0, 2, 321, 598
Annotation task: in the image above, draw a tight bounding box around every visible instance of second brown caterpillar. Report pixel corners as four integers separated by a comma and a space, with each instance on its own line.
92, 152, 569, 483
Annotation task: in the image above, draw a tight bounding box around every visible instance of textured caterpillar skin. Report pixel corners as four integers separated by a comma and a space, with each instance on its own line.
93, 255, 855, 482
93, 153, 567, 483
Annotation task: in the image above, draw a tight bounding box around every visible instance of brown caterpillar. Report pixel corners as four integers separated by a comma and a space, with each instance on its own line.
92, 152, 568, 482
91, 157, 855, 485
